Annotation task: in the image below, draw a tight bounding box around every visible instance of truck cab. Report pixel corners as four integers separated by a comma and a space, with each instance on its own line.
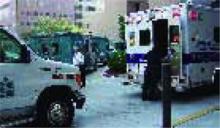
0, 27, 85, 127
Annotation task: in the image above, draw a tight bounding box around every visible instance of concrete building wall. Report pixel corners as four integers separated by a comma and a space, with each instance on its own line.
0, 0, 16, 27
80, 0, 127, 41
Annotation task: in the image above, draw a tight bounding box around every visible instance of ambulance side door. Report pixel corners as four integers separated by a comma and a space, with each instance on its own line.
0, 30, 33, 120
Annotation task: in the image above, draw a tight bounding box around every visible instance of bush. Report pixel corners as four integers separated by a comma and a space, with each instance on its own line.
107, 51, 126, 74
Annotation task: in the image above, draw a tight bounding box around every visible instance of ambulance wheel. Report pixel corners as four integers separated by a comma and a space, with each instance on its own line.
37, 95, 74, 127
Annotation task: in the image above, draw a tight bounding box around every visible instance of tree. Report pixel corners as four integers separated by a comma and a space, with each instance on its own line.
118, 15, 125, 41
31, 17, 85, 35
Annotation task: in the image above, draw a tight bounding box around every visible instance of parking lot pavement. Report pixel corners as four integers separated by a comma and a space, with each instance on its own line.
18, 67, 219, 128
73, 67, 220, 128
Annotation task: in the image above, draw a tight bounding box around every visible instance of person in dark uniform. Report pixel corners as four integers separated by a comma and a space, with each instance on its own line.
142, 48, 162, 100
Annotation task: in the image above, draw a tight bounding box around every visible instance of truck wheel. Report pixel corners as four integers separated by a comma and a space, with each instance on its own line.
37, 95, 74, 127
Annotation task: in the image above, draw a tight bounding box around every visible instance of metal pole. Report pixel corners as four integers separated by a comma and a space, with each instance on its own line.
15, 0, 18, 27
162, 62, 171, 128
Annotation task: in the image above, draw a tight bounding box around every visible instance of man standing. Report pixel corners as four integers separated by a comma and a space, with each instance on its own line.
142, 48, 162, 100
73, 47, 86, 87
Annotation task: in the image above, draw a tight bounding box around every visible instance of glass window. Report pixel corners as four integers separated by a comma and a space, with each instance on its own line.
34, 11, 38, 16
139, 30, 151, 46
169, 25, 180, 44
75, 13, 83, 19
214, 27, 219, 43
0, 30, 22, 63
45, 12, 50, 16
87, 6, 96, 11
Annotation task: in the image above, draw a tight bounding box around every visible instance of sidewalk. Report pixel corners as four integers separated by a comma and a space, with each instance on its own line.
173, 105, 220, 128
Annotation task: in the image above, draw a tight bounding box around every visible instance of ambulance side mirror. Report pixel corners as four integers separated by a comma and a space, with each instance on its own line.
21, 45, 31, 63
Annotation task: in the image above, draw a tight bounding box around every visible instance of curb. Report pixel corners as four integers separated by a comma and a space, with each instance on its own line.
172, 105, 220, 128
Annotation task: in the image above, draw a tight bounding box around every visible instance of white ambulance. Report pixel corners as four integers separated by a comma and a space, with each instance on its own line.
126, 0, 219, 95
125, 10, 154, 84
142, 0, 220, 98
169, 1, 220, 91
0, 27, 85, 127
125, 6, 172, 84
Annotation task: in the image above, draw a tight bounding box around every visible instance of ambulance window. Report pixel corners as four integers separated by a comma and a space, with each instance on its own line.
214, 27, 219, 43
140, 30, 150, 46
170, 25, 180, 43
0, 30, 22, 63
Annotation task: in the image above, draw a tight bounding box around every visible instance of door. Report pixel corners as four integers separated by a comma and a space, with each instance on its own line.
0, 30, 33, 119
152, 19, 168, 58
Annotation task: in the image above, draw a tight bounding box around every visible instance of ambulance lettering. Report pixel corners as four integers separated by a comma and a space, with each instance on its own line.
0, 77, 14, 98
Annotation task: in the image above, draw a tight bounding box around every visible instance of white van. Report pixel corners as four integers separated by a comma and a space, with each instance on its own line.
0, 27, 85, 127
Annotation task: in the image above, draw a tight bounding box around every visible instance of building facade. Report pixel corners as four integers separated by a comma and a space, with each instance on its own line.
75, 0, 127, 41
148, 0, 180, 8
127, 0, 149, 14
0, 0, 16, 27
16, 0, 76, 33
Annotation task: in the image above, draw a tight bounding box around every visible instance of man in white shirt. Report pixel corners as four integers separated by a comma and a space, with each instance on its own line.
73, 47, 86, 87
73, 48, 84, 66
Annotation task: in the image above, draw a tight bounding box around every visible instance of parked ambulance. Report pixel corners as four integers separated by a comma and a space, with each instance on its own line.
125, 10, 154, 84
126, 0, 220, 97
0, 27, 85, 127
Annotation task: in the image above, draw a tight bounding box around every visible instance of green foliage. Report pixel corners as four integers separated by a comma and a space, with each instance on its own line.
107, 51, 126, 74
118, 15, 125, 41
31, 17, 85, 35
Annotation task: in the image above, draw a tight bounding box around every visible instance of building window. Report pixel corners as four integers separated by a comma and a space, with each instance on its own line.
45, 12, 50, 16
26, 11, 31, 16
26, 22, 31, 26
75, 13, 83, 19
53, 13, 56, 17
34, 11, 38, 16
39, 12, 44, 16
63, 14, 68, 18
86, 6, 96, 11
75, 5, 83, 11
135, 3, 140, 12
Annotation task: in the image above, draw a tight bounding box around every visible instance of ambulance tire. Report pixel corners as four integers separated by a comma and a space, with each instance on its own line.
37, 94, 74, 127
